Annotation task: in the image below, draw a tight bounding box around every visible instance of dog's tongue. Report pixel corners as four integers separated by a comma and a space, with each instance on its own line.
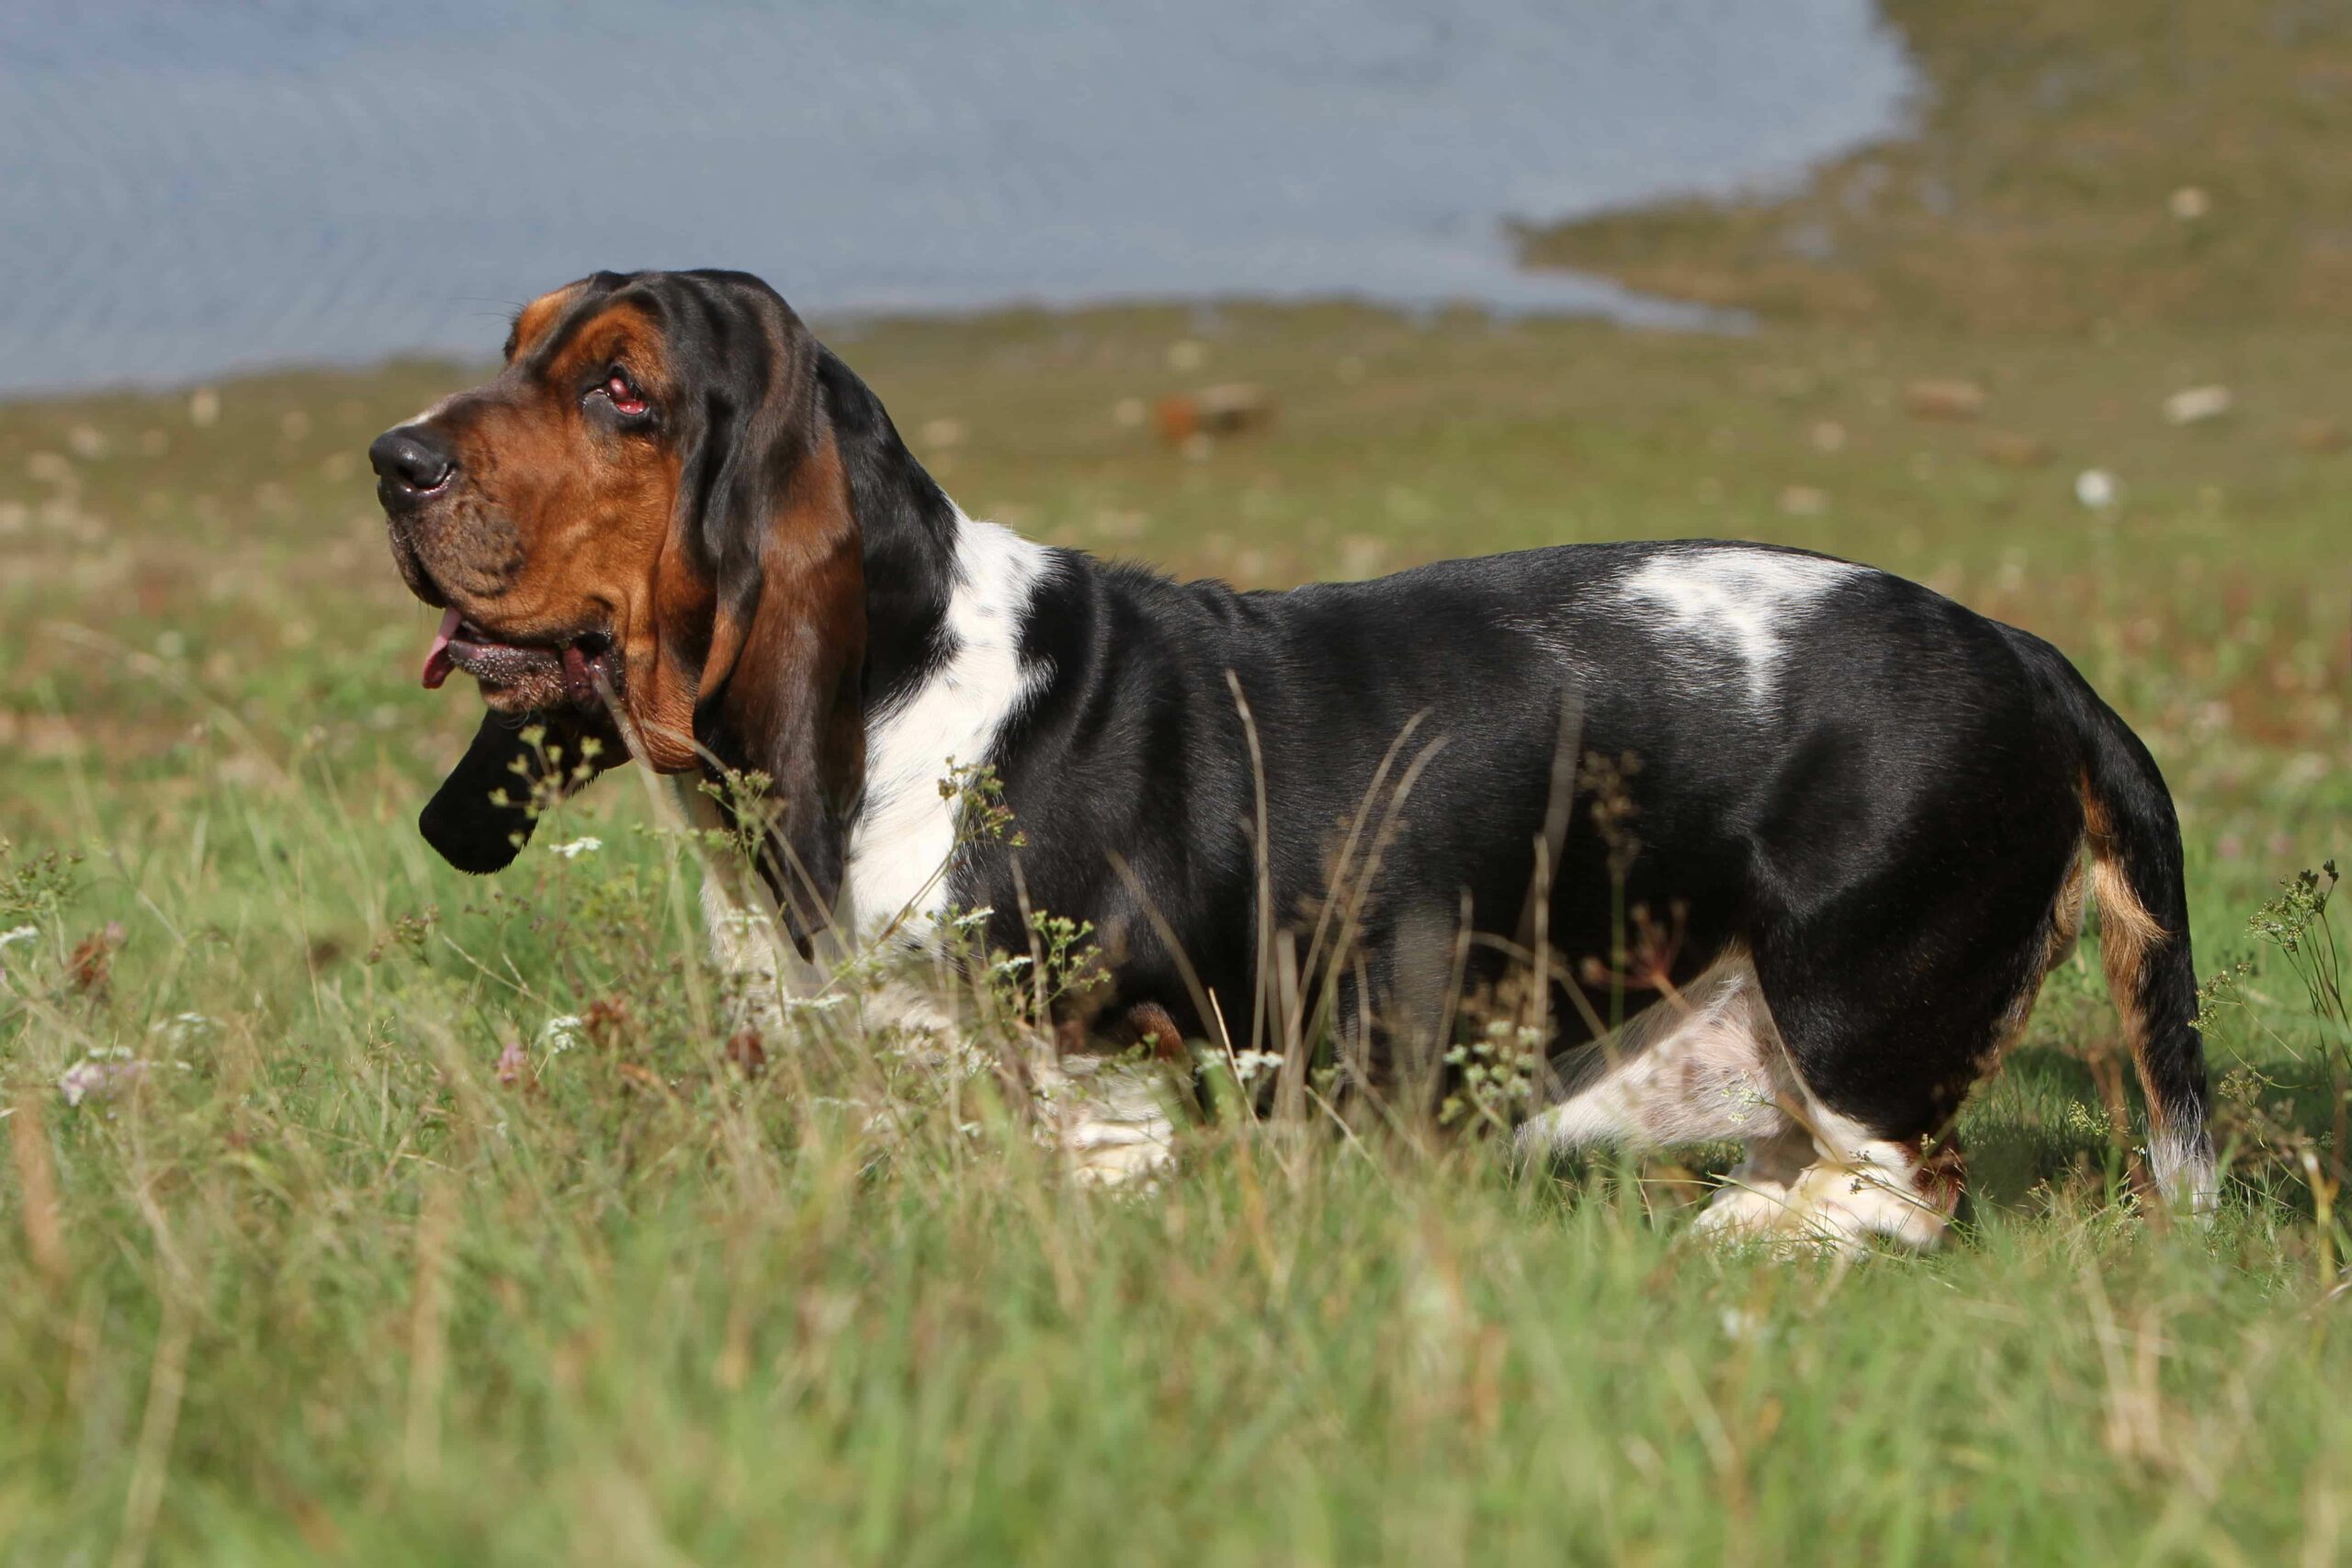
421, 606, 460, 689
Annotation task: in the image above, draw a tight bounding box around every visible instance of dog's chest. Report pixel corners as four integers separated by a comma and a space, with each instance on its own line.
842, 517, 1052, 941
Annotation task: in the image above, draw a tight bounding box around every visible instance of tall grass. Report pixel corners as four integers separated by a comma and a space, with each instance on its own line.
2, 645, 2347, 1562
1, 283, 2346, 1560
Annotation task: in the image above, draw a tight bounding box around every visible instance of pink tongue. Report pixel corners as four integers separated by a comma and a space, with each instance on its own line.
421, 606, 460, 689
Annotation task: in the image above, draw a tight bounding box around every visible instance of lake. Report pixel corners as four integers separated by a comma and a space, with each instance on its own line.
0, 1, 1911, 393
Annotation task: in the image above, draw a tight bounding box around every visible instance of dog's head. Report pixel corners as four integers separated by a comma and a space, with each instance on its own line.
373, 270, 875, 941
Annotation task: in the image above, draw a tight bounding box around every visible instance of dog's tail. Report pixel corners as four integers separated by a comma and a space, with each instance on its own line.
2010, 629, 2217, 1213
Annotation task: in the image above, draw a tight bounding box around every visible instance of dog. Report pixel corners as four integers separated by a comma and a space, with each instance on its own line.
370, 268, 2214, 1246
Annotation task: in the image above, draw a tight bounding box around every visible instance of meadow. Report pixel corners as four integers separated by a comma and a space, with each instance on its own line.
6, 9, 2352, 1559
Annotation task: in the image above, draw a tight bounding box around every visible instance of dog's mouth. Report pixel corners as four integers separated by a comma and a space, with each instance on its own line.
421, 607, 618, 707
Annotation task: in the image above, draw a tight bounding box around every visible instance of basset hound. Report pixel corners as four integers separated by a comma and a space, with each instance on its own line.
370, 269, 2214, 1245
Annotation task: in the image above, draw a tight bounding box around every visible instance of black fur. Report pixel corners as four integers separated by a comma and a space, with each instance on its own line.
407, 270, 2211, 1180
421, 707, 620, 873
956, 543, 2109, 1137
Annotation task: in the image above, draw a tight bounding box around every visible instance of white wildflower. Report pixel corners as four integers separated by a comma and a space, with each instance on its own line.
151, 1012, 217, 1045
1228, 1049, 1285, 1086
539, 1014, 587, 1052
0, 925, 34, 984
1719, 1307, 1772, 1344
548, 836, 603, 859
2162, 385, 2233, 426
784, 993, 848, 1012
716, 908, 769, 937
2074, 468, 2119, 510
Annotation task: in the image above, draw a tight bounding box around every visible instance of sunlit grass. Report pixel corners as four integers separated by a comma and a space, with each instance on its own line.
1, 784, 2345, 1562
1520, 0, 2352, 334
1, 294, 2346, 1561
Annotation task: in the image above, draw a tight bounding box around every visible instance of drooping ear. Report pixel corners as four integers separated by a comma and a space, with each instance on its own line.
693, 424, 867, 955
420, 706, 626, 874
625, 277, 875, 955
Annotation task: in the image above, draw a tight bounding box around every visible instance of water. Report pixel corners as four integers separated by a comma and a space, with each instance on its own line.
0, 1, 1912, 394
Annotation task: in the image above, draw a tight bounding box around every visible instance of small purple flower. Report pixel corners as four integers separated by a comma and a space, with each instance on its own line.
495, 1040, 531, 1088
59, 1050, 144, 1107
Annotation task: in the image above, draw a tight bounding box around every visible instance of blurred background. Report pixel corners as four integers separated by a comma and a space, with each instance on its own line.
1, 0, 1906, 390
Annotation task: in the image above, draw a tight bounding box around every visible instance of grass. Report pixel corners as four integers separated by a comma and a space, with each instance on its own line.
6, 8, 2352, 1560
1516, 0, 2352, 333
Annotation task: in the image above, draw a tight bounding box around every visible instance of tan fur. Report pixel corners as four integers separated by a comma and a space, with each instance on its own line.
505, 285, 582, 360
2082, 783, 2165, 1032
2046, 850, 2089, 970
413, 299, 690, 736
2079, 775, 2186, 1163
2082, 777, 2165, 941
1986, 849, 2088, 1067
406, 289, 865, 782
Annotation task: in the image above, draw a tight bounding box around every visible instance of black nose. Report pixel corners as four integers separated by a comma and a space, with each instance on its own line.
368, 426, 457, 497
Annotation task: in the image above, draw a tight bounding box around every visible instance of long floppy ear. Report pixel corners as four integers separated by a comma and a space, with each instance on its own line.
419, 705, 626, 874
635, 287, 867, 956
694, 423, 866, 955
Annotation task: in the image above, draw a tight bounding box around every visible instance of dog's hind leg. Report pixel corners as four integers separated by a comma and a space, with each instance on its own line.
1517, 948, 1805, 1177
1716, 846, 2080, 1254
1511, 937, 2012, 1254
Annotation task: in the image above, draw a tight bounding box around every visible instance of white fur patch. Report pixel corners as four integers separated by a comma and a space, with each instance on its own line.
842, 513, 1055, 942
2149, 1126, 2220, 1218
1518, 952, 1793, 1152
1518, 949, 1962, 1254
1616, 548, 1860, 700
1726, 1100, 1957, 1254
668, 779, 823, 1022
1032, 1051, 1180, 1186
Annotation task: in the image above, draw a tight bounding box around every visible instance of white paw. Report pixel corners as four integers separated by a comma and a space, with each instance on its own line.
1065, 1124, 1174, 1186
1775, 1155, 1952, 1254
1041, 1055, 1178, 1188
1692, 1176, 1796, 1238
1694, 1145, 1955, 1255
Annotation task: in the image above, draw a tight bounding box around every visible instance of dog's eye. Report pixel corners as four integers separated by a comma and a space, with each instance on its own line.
595, 366, 650, 419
